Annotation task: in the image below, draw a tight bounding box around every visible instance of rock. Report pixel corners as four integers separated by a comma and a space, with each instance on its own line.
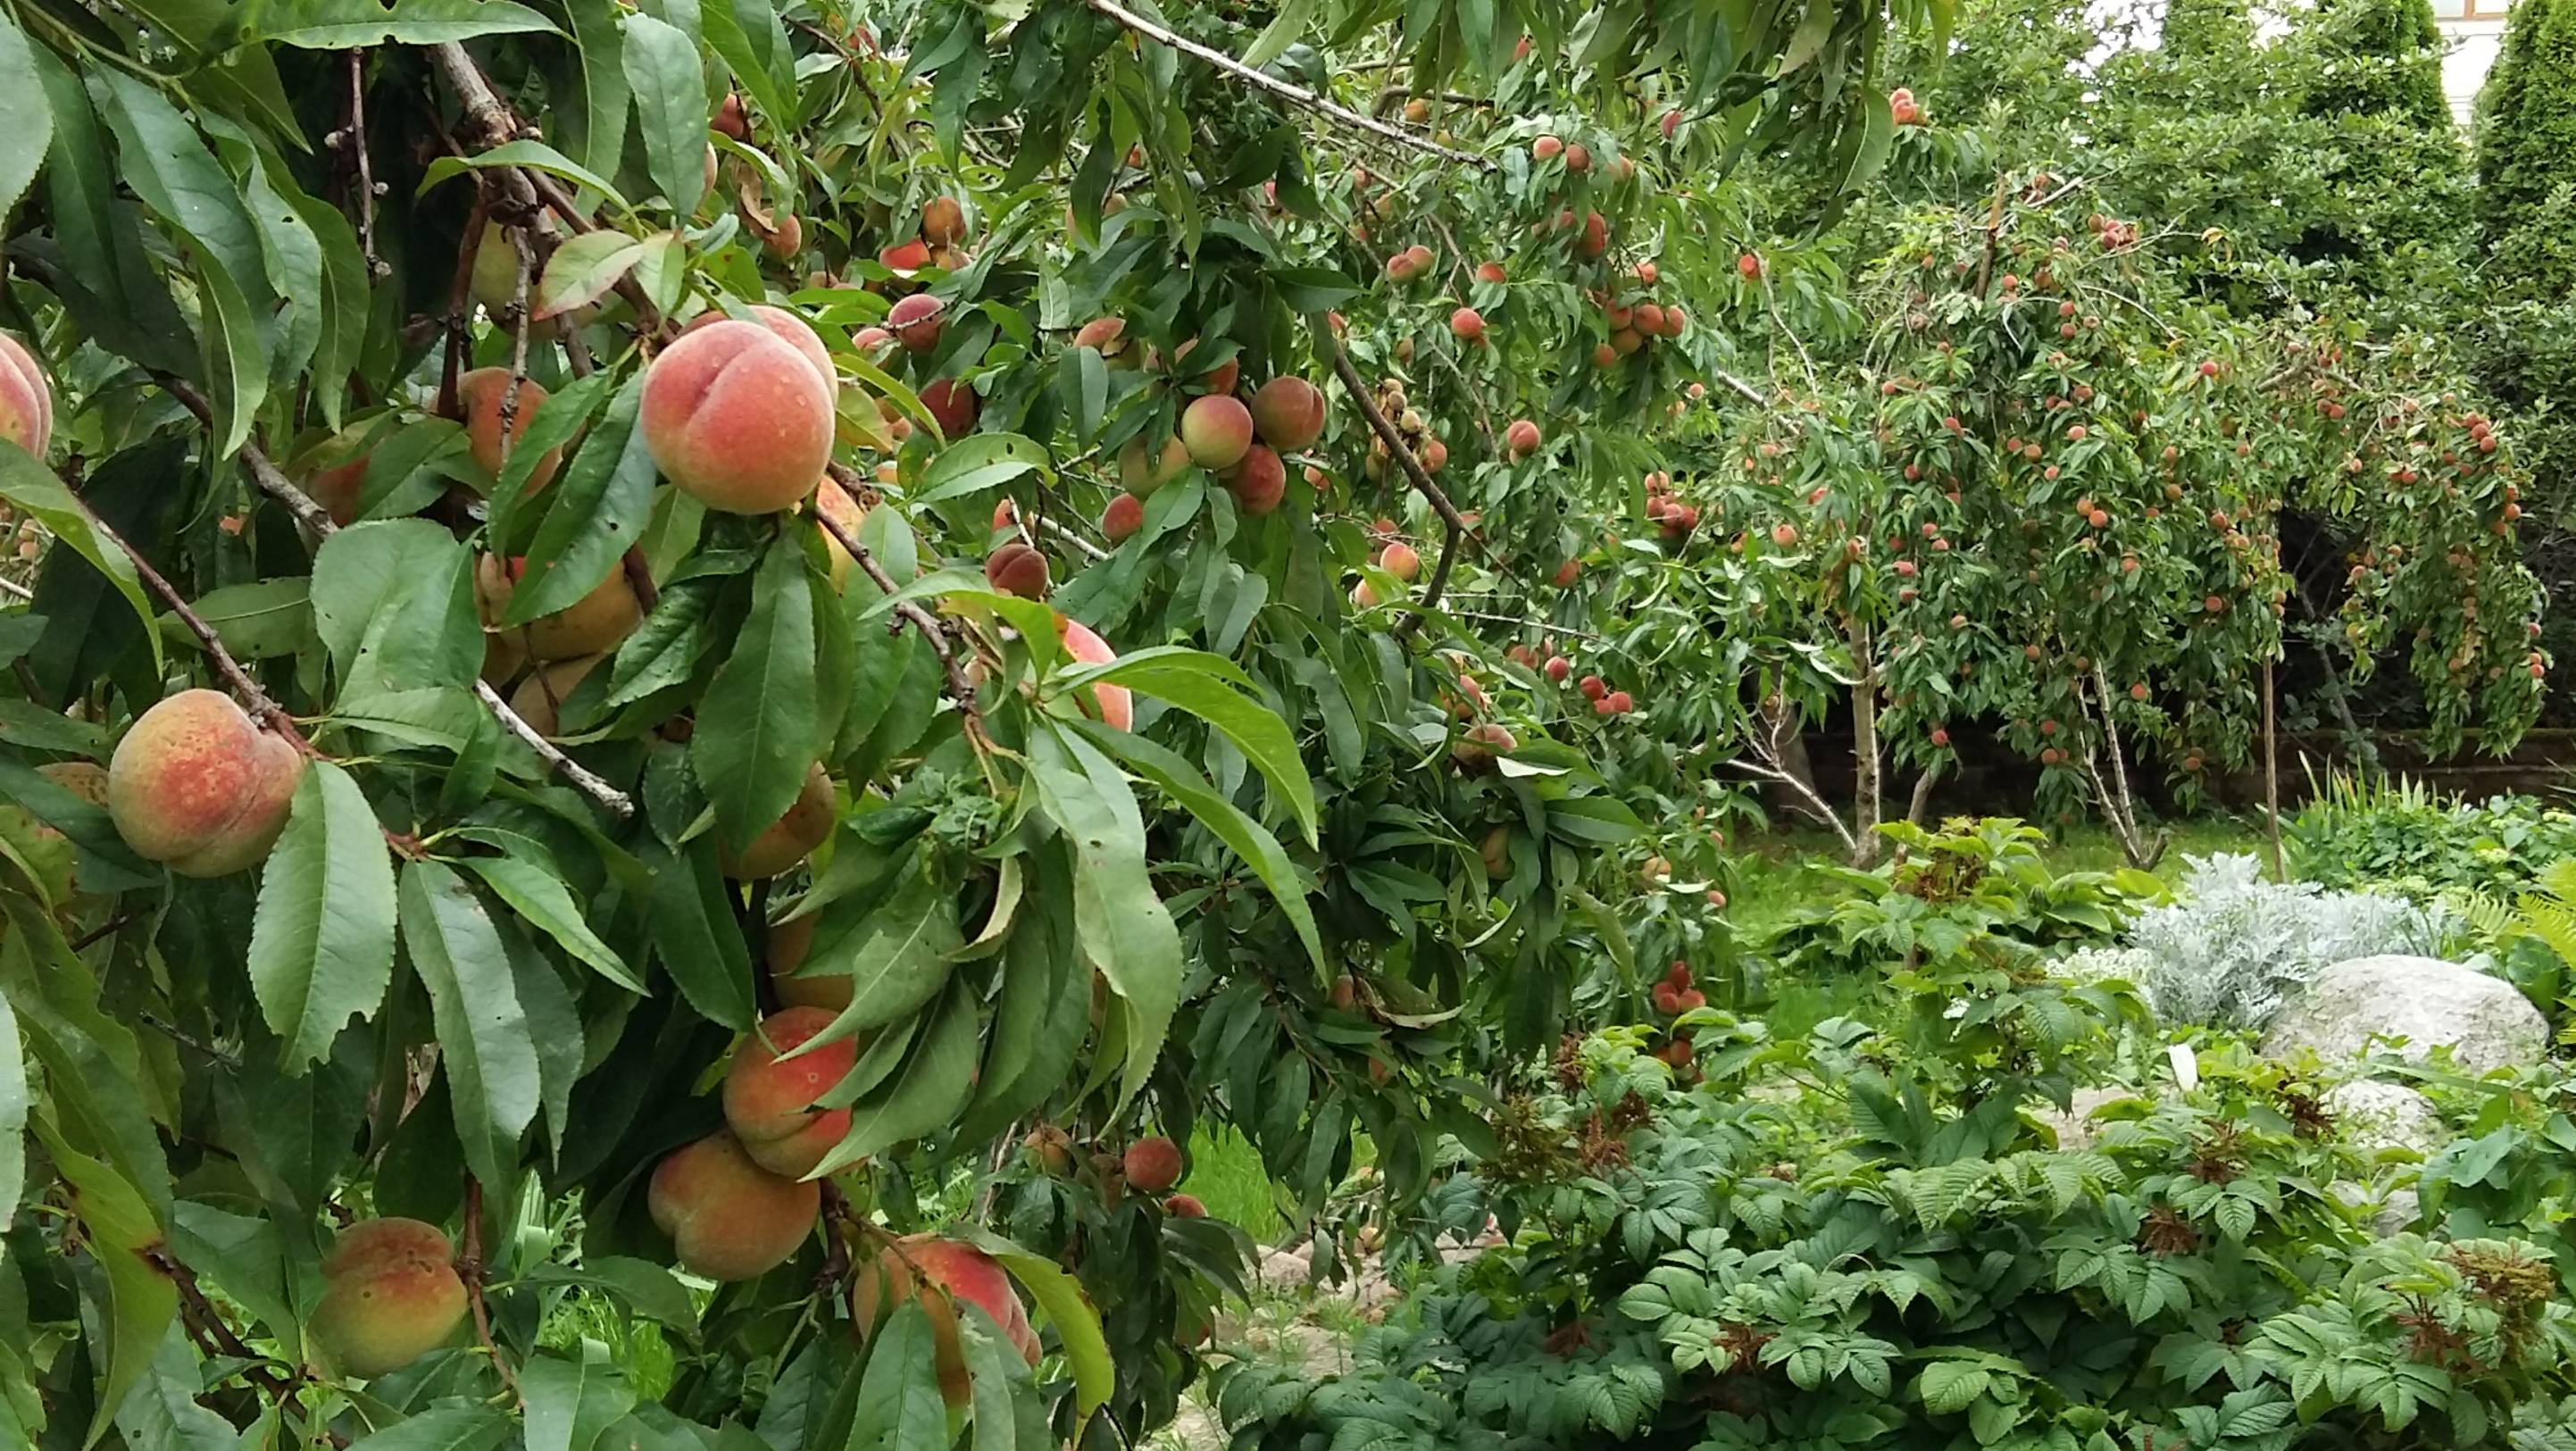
2260, 955, 2544, 1077
2323, 1081, 2441, 1156
1254, 1247, 1312, 1289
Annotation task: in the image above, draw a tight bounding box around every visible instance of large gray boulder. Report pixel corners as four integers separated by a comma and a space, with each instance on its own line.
2261, 955, 2545, 1076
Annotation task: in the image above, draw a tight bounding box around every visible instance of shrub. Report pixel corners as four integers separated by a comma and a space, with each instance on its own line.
1217, 1034, 2576, 1450
2288, 777, 2576, 897
2122, 853, 2457, 1028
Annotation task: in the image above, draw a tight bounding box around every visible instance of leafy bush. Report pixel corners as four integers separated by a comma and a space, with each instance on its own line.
2288, 777, 2576, 897
1217, 1032, 2576, 1450
2121, 853, 2457, 1029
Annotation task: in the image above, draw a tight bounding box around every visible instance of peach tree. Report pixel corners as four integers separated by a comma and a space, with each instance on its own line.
0, 0, 1931, 1443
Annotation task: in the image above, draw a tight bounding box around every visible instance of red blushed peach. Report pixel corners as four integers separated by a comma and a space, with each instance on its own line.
640, 320, 837, 514
1170, 338, 1239, 396
1249, 377, 1325, 451
1102, 493, 1145, 543
888, 293, 945, 354
766, 912, 852, 1010
504, 653, 606, 739
985, 543, 1051, 600
649, 1131, 820, 1281
920, 378, 980, 441
1380, 542, 1421, 580
0, 332, 54, 458
455, 369, 561, 493
680, 304, 836, 394
106, 689, 304, 878
721, 762, 835, 880
1057, 615, 1132, 731
1226, 445, 1286, 516
1122, 1136, 1182, 1192
310, 1219, 466, 1379
1180, 395, 1254, 470
854, 1237, 1040, 1406
723, 1007, 859, 1178
303, 447, 371, 529
921, 196, 968, 247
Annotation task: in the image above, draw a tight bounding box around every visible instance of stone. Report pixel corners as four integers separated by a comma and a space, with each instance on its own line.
2035, 1085, 2147, 1152
2323, 1080, 2441, 1156
2260, 955, 2545, 1077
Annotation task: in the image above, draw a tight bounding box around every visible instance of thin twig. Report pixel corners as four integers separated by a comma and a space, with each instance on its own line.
496, 226, 536, 467
817, 463, 985, 724
440, 191, 488, 423
458, 1177, 521, 1402
79, 509, 322, 760
1722, 755, 1855, 854
346, 50, 384, 277
1035, 511, 1110, 563
1078, 0, 1494, 171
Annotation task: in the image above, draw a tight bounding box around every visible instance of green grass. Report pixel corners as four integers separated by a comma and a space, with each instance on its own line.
1187, 1123, 1286, 1242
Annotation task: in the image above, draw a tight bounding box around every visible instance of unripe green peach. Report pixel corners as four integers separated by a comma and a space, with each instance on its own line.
853, 1236, 1039, 1406
721, 762, 835, 880
648, 1130, 819, 1281
639, 321, 837, 514
723, 1006, 859, 1178
106, 690, 304, 878
473, 555, 646, 663
310, 1218, 467, 1379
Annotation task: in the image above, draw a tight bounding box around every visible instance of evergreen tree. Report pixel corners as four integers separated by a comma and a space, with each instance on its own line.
2476, 0, 2576, 297
2306, 0, 2453, 126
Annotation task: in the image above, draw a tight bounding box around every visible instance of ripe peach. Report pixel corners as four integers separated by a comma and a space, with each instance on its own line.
1250, 377, 1326, 451
1227, 445, 1286, 515
1604, 690, 1633, 713
985, 542, 1051, 599
724, 1007, 859, 1178
721, 762, 835, 880
1, 334, 54, 458
1103, 492, 1145, 543
106, 690, 304, 878
1165, 1194, 1207, 1218
1170, 338, 1239, 396
649, 1131, 819, 1280
474, 555, 646, 662
765, 912, 851, 1011
454, 369, 562, 494
640, 321, 836, 514
1450, 308, 1486, 343
888, 293, 946, 354
921, 196, 967, 247
1117, 434, 1192, 495
303, 446, 371, 529
1505, 419, 1541, 457
1532, 136, 1563, 161
1180, 395, 1255, 470
505, 653, 606, 738
853, 1237, 1039, 1406
880, 238, 933, 273
311, 1219, 465, 1379
1578, 213, 1608, 259
1380, 542, 1421, 580
1123, 1136, 1183, 1192
1057, 615, 1133, 730
1476, 261, 1507, 284
920, 377, 980, 440
680, 304, 835, 392
713, 92, 749, 139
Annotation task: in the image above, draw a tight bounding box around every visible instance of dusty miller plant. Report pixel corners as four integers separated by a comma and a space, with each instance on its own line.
2122, 854, 2457, 1029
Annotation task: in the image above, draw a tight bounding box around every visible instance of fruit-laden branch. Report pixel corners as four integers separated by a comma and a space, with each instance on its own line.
75, 506, 323, 762
1322, 341, 1470, 630
147, 375, 639, 819
819, 463, 985, 724
1078, 0, 1496, 172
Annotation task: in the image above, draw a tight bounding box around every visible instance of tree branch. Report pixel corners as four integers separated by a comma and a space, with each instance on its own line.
1321, 341, 1472, 634
150, 376, 638, 819
1078, 0, 1495, 171
457, 1176, 521, 1402
818, 463, 984, 725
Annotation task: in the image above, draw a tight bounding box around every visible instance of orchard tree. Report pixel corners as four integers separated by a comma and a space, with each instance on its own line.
0, 0, 1932, 1443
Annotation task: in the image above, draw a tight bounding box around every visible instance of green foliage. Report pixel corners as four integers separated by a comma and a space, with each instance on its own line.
2286, 777, 2576, 898
1220, 1032, 2576, 1449
2478, 0, 2576, 301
